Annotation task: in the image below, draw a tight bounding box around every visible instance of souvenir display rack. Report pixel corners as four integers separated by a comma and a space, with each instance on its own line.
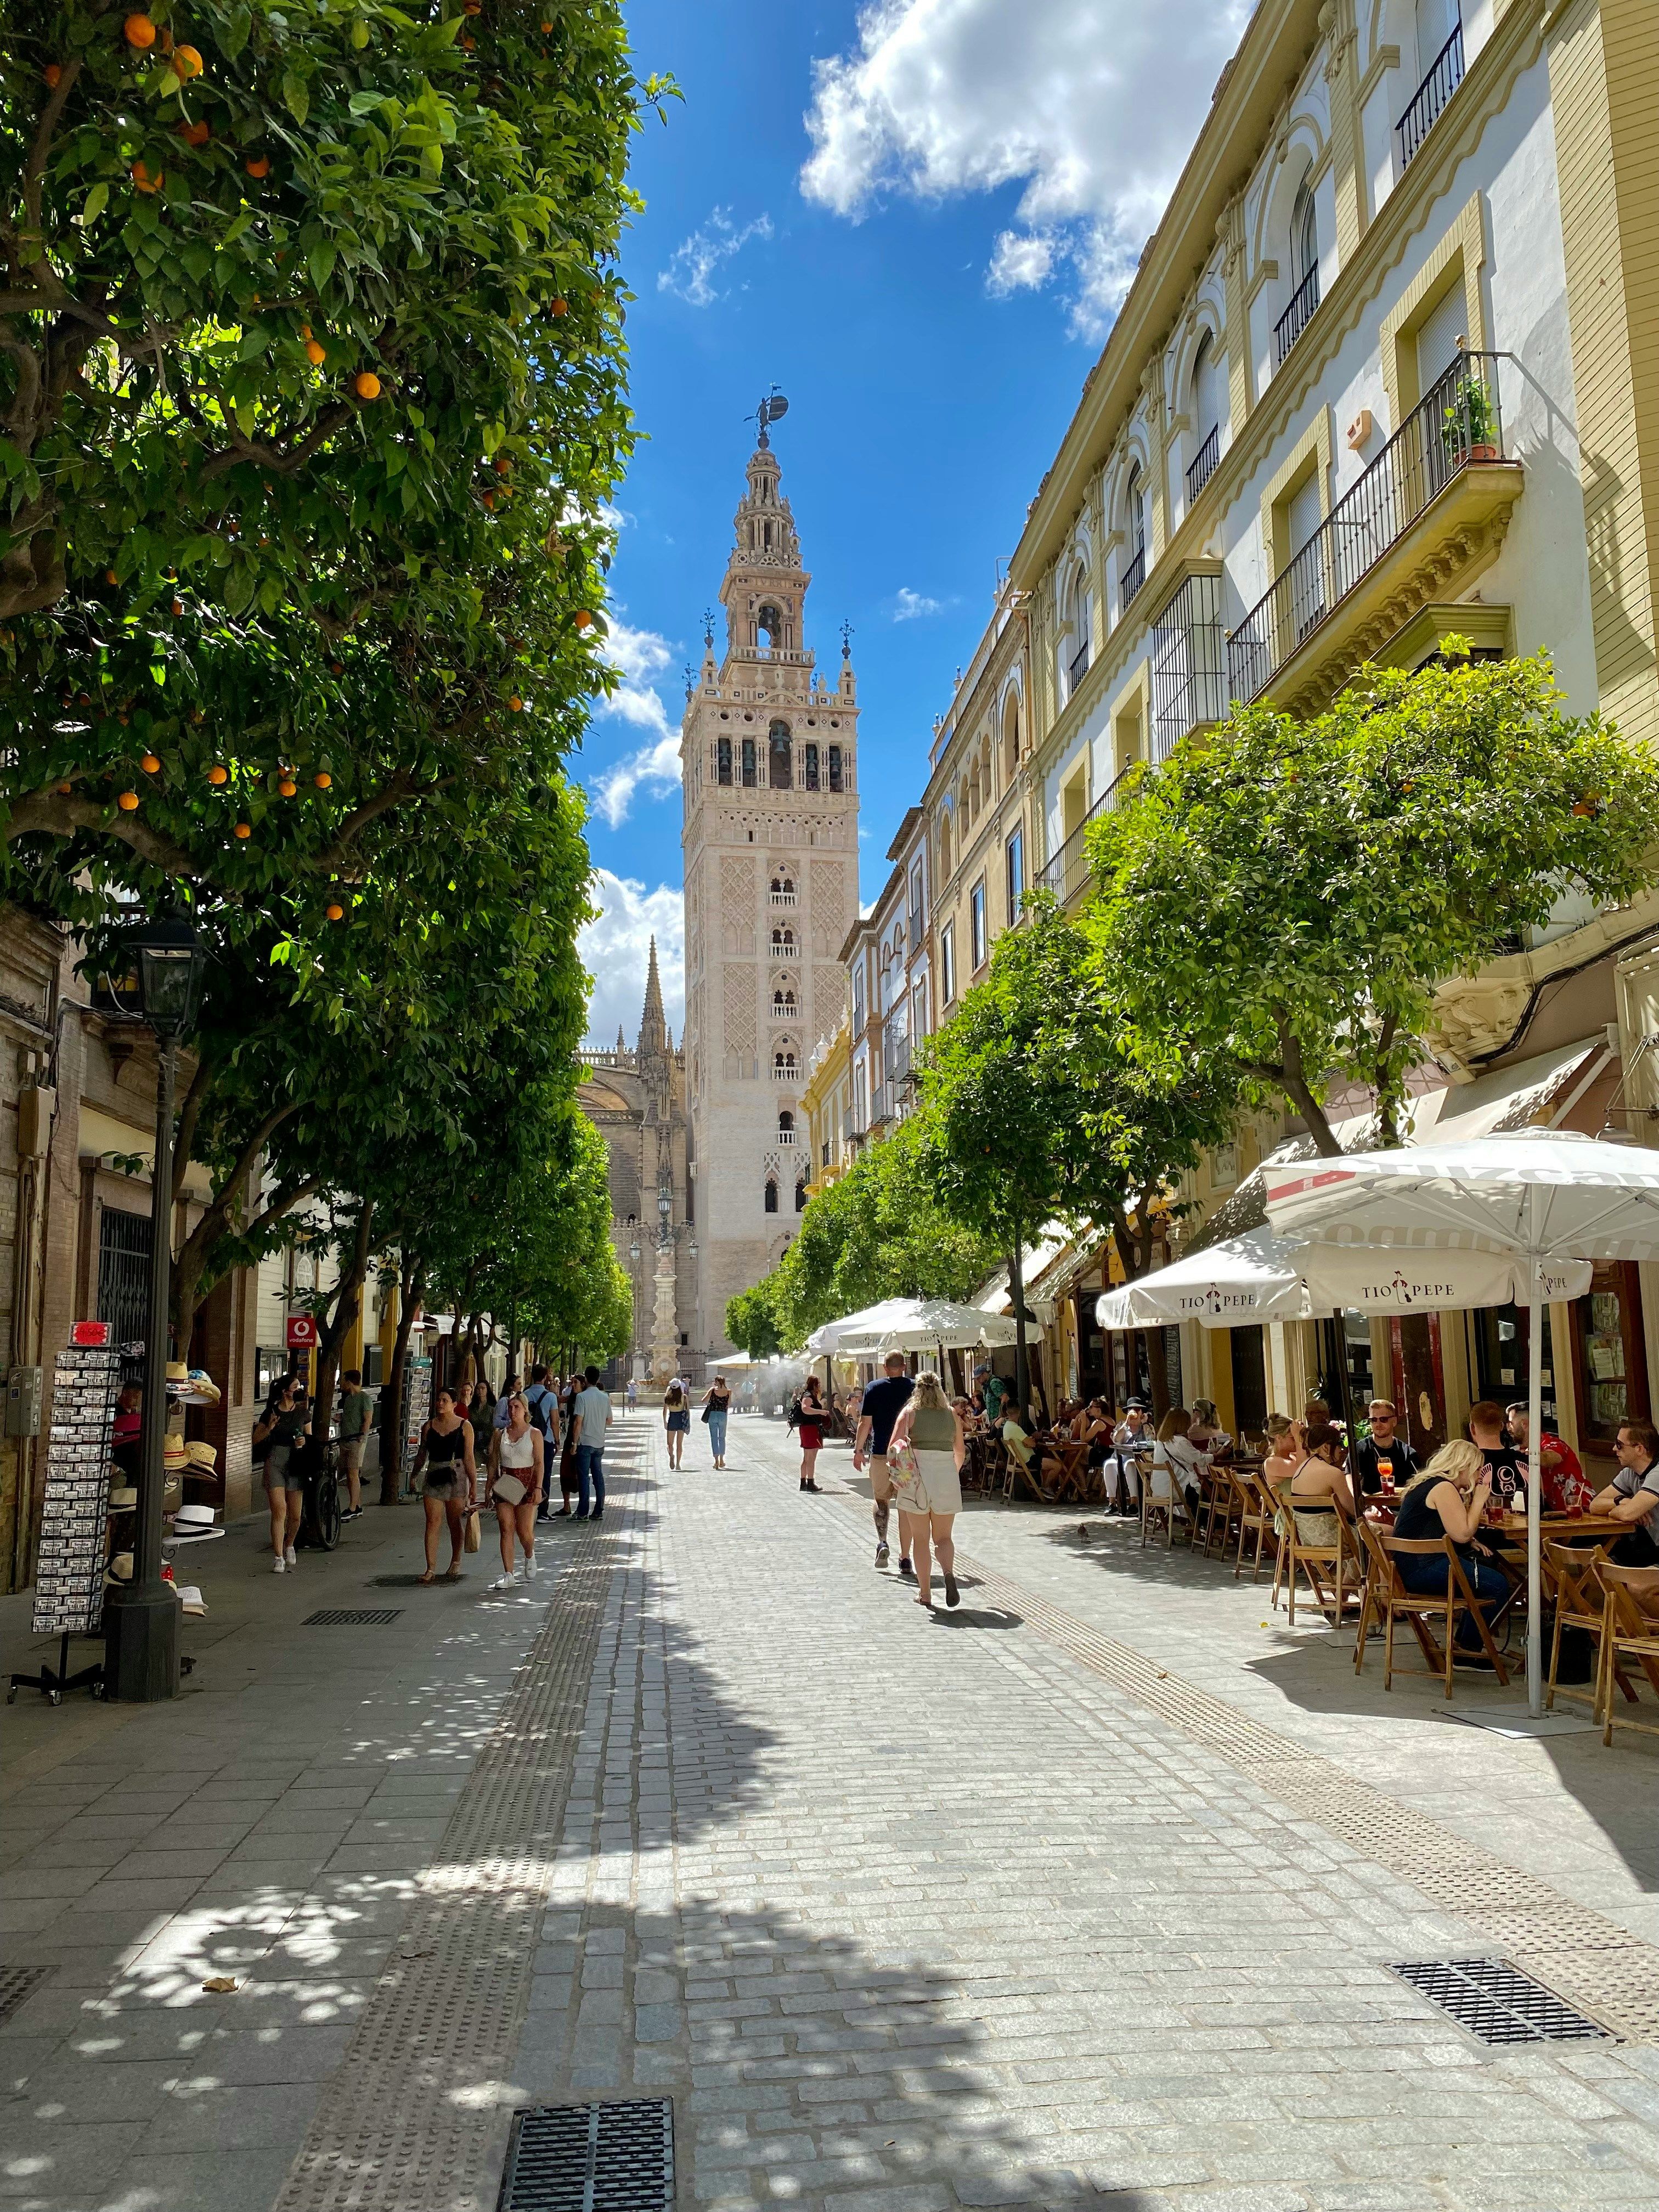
10, 1338, 122, 1705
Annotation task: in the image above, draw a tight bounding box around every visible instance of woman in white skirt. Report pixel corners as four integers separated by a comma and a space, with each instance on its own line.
889, 1370, 964, 1611
486, 1392, 543, 1591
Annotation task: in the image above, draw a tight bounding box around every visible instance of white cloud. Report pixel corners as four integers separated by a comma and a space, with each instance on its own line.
892, 586, 944, 621
658, 208, 775, 308
589, 619, 684, 828
800, 0, 1251, 334
581, 871, 685, 1048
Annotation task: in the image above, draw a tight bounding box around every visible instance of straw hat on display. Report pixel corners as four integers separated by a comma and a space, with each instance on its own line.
183, 1441, 218, 1472
170, 1503, 224, 1544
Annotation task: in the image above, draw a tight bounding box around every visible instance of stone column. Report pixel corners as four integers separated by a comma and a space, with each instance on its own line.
650, 1243, 678, 1383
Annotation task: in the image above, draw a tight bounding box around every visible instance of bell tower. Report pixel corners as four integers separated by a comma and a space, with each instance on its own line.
680, 408, 861, 1363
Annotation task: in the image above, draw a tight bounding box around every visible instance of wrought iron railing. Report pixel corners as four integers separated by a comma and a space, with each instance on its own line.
884, 1032, 912, 1086
1186, 425, 1220, 504
870, 1082, 891, 1125
1120, 545, 1147, 611
1397, 19, 1464, 170
1150, 573, 1226, 761
1274, 263, 1321, 369
1036, 768, 1133, 908
1227, 349, 1507, 704
1068, 639, 1091, 695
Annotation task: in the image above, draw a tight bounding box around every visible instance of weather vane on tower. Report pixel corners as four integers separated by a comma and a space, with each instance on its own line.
746, 386, 789, 448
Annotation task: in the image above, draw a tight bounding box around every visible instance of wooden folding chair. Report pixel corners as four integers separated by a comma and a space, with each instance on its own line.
1233, 1469, 1278, 1583
1194, 1464, 1238, 1558
1141, 1448, 1193, 1549
1269, 1482, 1362, 1628
1543, 1541, 1625, 1719
1365, 1533, 1511, 1697
1596, 1563, 1659, 1747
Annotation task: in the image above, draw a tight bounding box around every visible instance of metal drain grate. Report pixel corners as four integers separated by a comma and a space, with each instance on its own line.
1391, 1957, 1612, 2045
499, 2100, 674, 2211
302, 1609, 403, 1627
0, 1964, 52, 2027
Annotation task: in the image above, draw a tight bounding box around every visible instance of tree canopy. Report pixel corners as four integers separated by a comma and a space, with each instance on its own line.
1088, 648, 1659, 1152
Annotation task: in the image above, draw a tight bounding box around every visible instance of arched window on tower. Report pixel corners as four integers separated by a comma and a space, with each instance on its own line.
764, 1177, 778, 1214
716, 737, 732, 786
778, 1110, 794, 1134
769, 720, 793, 789
795, 1178, 808, 1213
827, 745, 844, 792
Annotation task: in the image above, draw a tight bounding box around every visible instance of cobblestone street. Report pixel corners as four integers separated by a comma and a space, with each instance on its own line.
8, 1411, 1659, 2210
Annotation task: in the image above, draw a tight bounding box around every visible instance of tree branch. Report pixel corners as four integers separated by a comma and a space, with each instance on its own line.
171, 1053, 216, 1208
4, 788, 199, 874
307, 771, 454, 872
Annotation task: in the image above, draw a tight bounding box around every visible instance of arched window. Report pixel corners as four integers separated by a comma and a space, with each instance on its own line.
1066, 566, 1091, 695
795, 1179, 808, 1213
778, 1110, 794, 1133
1126, 466, 1146, 561
939, 810, 953, 882
758, 600, 781, 648
1002, 693, 1020, 777
768, 719, 792, 789
764, 1178, 778, 1214
1291, 175, 1318, 288
773, 990, 786, 1009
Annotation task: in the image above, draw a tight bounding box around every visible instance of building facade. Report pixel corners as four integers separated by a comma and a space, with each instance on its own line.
799, 1015, 853, 1202
576, 939, 693, 1380
681, 431, 861, 1360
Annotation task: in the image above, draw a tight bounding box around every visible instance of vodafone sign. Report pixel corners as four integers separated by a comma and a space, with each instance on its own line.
285, 1315, 319, 1350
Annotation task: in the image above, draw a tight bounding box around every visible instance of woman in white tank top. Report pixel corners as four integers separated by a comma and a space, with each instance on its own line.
487, 1393, 544, 1590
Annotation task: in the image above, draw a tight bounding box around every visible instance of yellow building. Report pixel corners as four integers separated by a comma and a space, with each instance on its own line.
799, 1015, 853, 1200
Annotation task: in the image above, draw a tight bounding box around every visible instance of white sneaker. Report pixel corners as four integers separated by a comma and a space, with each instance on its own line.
520, 1554, 537, 1579
283, 1545, 297, 1567
489, 1572, 516, 1592
273, 1555, 285, 1573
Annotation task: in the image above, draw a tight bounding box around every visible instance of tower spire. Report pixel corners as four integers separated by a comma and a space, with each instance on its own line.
637, 935, 667, 1058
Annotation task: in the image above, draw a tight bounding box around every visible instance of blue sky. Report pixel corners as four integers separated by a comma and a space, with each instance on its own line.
576, 0, 1250, 1045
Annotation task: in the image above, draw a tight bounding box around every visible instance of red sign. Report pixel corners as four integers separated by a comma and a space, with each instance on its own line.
70, 1321, 112, 1347
285, 1315, 319, 1350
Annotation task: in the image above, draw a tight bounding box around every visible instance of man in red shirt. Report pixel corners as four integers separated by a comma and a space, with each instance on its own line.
1505, 1402, 1591, 1515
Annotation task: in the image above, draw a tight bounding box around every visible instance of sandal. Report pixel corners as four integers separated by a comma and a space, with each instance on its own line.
442, 1566, 462, 1582
419, 1568, 436, 1585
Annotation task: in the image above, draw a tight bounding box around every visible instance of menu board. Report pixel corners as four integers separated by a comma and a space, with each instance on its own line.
31, 1341, 122, 1637
400, 1354, 433, 1486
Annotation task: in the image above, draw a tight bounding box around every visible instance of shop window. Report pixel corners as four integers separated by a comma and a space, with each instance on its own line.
1572, 1263, 1650, 1452
97, 1206, 151, 1347
1472, 1302, 1560, 1432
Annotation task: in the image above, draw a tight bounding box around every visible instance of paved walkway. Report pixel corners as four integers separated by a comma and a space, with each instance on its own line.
5, 1413, 1659, 2210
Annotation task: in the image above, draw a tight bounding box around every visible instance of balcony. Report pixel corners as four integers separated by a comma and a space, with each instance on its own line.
1068, 639, 1091, 696
1397, 19, 1464, 170
1036, 768, 1132, 910
1186, 425, 1220, 504
1274, 264, 1321, 370
776, 1126, 797, 1146
1228, 351, 1521, 710
869, 1082, 891, 1127
769, 888, 798, 907
884, 1032, 912, 1086
1149, 572, 1226, 762
1120, 545, 1147, 611
770, 1062, 799, 1084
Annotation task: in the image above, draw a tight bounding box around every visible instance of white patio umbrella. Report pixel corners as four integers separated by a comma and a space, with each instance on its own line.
1263, 1129, 1659, 1713
808, 1295, 1019, 1359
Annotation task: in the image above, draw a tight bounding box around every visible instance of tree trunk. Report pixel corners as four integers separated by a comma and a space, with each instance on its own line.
312, 1202, 375, 1450
379, 1254, 424, 1507
1271, 1018, 1344, 1157
1010, 1227, 1030, 1417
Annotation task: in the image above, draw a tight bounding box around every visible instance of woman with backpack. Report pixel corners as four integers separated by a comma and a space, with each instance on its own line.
794, 1375, 826, 1493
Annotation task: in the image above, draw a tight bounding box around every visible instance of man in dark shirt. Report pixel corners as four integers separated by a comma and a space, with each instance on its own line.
1347, 1398, 1421, 1497
1469, 1399, 1525, 1504
853, 1352, 916, 1579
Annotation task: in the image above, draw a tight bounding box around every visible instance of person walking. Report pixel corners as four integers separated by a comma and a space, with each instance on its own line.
663, 1377, 691, 1470
494, 1374, 522, 1431
409, 1386, 476, 1583
626, 1375, 639, 1413
487, 1391, 543, 1589
554, 1370, 580, 1515
889, 1371, 964, 1610
795, 1375, 826, 1492
702, 1373, 732, 1468
571, 1364, 613, 1521
256, 1373, 309, 1572
334, 1368, 373, 1520
853, 1352, 915, 1576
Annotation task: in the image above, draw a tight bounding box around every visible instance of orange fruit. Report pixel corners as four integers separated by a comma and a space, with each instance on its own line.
325, 902, 344, 921
278, 777, 297, 797
117, 791, 140, 811
551, 295, 568, 316
482, 490, 495, 510
509, 695, 523, 711
234, 822, 251, 839
140, 752, 161, 773
354, 370, 380, 399
494, 455, 511, 476
132, 160, 163, 194
245, 154, 269, 178
305, 338, 326, 366
299, 321, 311, 338
540, 19, 552, 28
314, 770, 332, 789
574, 608, 593, 629
464, 2, 481, 12
170, 43, 202, 77
460, 33, 475, 48
177, 118, 209, 145
207, 765, 228, 786
123, 13, 156, 46
43, 63, 62, 87
171, 596, 183, 614
55, 782, 72, 794
105, 568, 119, 585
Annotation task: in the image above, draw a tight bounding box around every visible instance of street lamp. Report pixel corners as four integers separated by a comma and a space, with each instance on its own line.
104, 908, 207, 1703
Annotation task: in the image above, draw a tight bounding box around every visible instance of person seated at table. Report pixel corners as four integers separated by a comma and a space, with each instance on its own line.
1152, 1407, 1209, 1520
1110, 1401, 1152, 1512
1504, 1402, 1591, 1516
1469, 1400, 1525, 1506
952, 1394, 981, 1435
1588, 1419, 1659, 1566
1081, 1399, 1114, 1470
1189, 1399, 1233, 1459
1347, 1399, 1419, 1498
1262, 1414, 1302, 1491
1284, 1423, 1357, 1545
1001, 1405, 1052, 1494
1390, 1441, 1514, 1657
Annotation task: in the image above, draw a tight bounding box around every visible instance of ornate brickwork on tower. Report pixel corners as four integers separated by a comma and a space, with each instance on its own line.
681, 428, 861, 1360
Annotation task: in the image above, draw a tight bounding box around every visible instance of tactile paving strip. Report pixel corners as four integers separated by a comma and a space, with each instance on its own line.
949, 1544, 1659, 2042
273, 1447, 635, 2212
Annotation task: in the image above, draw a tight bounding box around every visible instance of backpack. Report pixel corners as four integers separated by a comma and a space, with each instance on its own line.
524, 1385, 556, 1441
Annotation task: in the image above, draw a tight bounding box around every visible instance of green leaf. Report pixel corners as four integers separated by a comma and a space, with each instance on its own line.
282, 70, 311, 126
82, 182, 108, 225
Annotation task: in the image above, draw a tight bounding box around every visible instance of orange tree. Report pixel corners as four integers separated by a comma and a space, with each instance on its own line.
0, 0, 663, 892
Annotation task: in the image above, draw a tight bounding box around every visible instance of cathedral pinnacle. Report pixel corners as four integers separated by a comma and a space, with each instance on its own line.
637, 934, 667, 1058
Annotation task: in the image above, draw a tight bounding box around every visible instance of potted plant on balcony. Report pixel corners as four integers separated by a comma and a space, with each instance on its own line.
1443, 373, 1498, 463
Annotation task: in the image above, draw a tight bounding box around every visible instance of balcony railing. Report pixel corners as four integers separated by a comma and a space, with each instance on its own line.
884, 1032, 912, 1086
1228, 349, 1508, 704
1120, 545, 1147, 611
1397, 19, 1464, 170
842, 1109, 859, 1141
1186, 425, 1220, 504
769, 888, 797, 907
776, 1127, 797, 1146
1068, 639, 1091, 695
1274, 263, 1321, 369
1036, 768, 1133, 908
1149, 573, 1226, 762
870, 1082, 891, 1126
770, 1062, 798, 1084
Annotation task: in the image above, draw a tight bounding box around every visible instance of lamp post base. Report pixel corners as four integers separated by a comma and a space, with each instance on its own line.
103, 1582, 179, 1703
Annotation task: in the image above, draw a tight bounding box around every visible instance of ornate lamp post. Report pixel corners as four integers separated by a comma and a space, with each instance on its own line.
103, 910, 207, 1702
